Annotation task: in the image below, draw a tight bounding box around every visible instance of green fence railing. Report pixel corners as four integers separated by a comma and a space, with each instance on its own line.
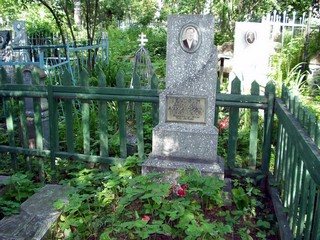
272, 86, 320, 240
0, 66, 277, 177
0, 67, 159, 179
2, 66, 320, 238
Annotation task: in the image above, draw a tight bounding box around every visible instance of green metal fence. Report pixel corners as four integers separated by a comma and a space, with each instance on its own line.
0, 67, 159, 179
272, 86, 320, 240
0, 67, 276, 176
1, 66, 320, 239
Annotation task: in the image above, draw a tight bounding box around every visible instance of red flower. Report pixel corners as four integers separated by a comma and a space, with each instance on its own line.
218, 117, 229, 133
181, 184, 188, 190
142, 215, 150, 222
177, 188, 187, 197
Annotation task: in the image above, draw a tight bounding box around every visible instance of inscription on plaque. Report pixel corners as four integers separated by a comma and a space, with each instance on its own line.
166, 96, 206, 123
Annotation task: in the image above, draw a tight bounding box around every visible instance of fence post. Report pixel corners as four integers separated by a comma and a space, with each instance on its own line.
227, 77, 241, 169
132, 72, 145, 159
31, 69, 45, 180
80, 69, 90, 155
98, 69, 109, 157
249, 81, 260, 169
116, 70, 127, 158
0, 67, 17, 169
15, 67, 31, 171
48, 83, 58, 181
262, 81, 275, 174
151, 74, 159, 127
62, 71, 75, 153
214, 76, 220, 127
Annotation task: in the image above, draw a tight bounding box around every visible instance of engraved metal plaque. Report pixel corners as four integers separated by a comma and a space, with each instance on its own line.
166, 96, 207, 123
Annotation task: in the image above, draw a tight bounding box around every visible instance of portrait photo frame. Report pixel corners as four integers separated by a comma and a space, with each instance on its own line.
179, 23, 201, 53
245, 31, 257, 45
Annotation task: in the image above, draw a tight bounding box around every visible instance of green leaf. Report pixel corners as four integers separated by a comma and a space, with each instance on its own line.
162, 224, 172, 234
256, 220, 271, 229
53, 199, 65, 210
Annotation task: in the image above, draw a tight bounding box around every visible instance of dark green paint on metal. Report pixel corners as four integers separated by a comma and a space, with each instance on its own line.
227, 77, 241, 169
249, 81, 259, 169
62, 71, 75, 153
116, 70, 127, 158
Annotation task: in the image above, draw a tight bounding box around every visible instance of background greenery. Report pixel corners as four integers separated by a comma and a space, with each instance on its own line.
0, 0, 315, 45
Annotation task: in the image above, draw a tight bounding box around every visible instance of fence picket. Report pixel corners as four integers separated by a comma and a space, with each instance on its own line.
116, 70, 127, 158
80, 70, 90, 155
296, 167, 309, 240
48, 84, 58, 177
32, 70, 44, 180
303, 108, 309, 130
316, 121, 320, 148
62, 71, 75, 152
249, 81, 259, 169
1, 71, 17, 169
15, 68, 31, 171
262, 81, 275, 173
151, 74, 159, 127
309, 113, 316, 141
304, 180, 316, 239
133, 72, 144, 159
227, 77, 241, 169
283, 134, 291, 208
214, 77, 220, 127
311, 190, 320, 239
292, 158, 303, 232
98, 69, 109, 157
293, 96, 298, 118
288, 150, 298, 228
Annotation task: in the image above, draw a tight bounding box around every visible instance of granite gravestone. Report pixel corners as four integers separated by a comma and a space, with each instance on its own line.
142, 15, 224, 182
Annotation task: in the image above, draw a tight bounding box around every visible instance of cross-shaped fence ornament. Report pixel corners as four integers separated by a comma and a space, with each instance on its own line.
138, 32, 148, 47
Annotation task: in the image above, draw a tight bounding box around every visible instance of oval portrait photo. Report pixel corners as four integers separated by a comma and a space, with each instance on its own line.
179, 24, 201, 53
245, 31, 257, 45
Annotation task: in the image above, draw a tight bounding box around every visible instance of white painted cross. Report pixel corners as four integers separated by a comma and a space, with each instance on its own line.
138, 32, 148, 47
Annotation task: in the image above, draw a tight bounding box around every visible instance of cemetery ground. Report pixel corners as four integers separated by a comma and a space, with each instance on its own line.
0, 154, 278, 240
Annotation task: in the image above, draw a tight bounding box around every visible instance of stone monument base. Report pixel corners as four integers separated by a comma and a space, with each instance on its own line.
142, 156, 224, 183
151, 124, 219, 161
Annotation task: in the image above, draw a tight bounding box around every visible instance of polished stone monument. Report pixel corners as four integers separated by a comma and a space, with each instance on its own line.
142, 15, 224, 182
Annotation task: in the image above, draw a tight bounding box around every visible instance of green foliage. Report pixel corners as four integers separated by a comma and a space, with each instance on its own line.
105, 170, 231, 239
131, 0, 158, 26
24, 4, 59, 37
232, 186, 250, 210
0, 173, 41, 218
0, 0, 25, 21
277, 0, 313, 14
107, 26, 167, 83
51, 158, 276, 239
270, 35, 305, 94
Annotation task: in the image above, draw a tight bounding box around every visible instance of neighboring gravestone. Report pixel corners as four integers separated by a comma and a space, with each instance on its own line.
142, 15, 224, 182
12, 21, 29, 63
308, 52, 320, 88
12, 21, 27, 47
0, 184, 74, 239
230, 22, 271, 92
0, 30, 11, 62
